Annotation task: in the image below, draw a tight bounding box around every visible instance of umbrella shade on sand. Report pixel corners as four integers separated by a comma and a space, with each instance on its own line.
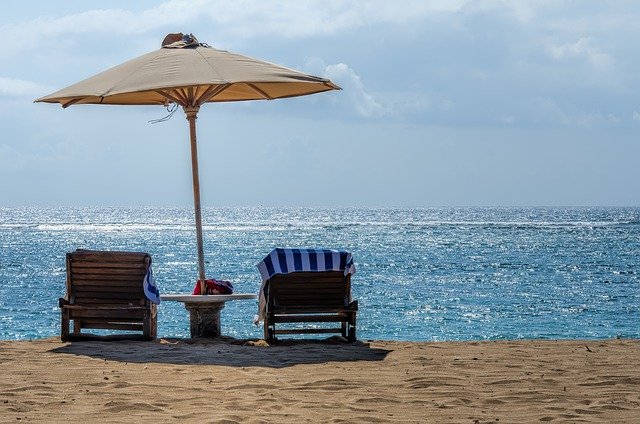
36, 33, 340, 294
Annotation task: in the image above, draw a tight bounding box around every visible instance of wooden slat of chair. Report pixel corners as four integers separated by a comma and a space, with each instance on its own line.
70, 250, 148, 261
79, 322, 145, 331
69, 308, 148, 319
71, 273, 147, 281
275, 328, 342, 335
71, 262, 147, 269
273, 314, 351, 323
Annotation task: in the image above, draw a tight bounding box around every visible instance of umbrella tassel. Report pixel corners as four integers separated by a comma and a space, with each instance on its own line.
148, 103, 178, 124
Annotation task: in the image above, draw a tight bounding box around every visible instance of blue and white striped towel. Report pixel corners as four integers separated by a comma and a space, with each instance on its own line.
255, 248, 356, 323
257, 248, 356, 282
143, 265, 161, 305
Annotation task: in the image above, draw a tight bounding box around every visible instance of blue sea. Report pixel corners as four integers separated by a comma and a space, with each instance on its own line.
0, 207, 638, 341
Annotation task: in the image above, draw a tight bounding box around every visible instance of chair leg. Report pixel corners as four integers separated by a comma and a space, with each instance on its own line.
341, 322, 347, 338
264, 317, 276, 342
263, 319, 269, 341
61, 309, 70, 342
347, 325, 356, 342
73, 319, 82, 335
347, 314, 357, 342
143, 316, 151, 340
151, 304, 158, 339
143, 304, 156, 340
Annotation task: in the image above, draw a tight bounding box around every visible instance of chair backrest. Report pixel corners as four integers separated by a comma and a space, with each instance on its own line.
66, 250, 150, 306
266, 271, 351, 310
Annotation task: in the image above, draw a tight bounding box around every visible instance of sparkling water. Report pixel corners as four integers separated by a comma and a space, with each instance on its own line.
1, 207, 638, 341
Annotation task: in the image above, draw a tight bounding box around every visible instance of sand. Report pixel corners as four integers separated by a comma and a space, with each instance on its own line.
1, 337, 638, 423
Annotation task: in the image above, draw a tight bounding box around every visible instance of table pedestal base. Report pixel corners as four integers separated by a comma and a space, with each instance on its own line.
184, 302, 225, 338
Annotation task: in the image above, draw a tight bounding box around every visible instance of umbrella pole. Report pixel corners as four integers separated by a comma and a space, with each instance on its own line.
185, 106, 207, 295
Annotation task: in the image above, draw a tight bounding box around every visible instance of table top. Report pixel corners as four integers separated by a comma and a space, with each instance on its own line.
161, 293, 257, 303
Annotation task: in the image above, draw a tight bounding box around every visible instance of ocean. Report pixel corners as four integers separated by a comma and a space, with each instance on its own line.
0, 206, 638, 341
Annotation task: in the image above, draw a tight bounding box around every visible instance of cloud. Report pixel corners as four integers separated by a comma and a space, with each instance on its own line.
0, 2, 200, 55
0, 0, 468, 53
606, 114, 621, 124
208, 0, 467, 38
529, 97, 570, 126
323, 63, 385, 118
3, 1, 639, 131
633, 111, 640, 122
500, 115, 515, 125
0, 77, 52, 98
301, 57, 384, 118
547, 37, 613, 69
524, 97, 628, 127
303, 57, 453, 120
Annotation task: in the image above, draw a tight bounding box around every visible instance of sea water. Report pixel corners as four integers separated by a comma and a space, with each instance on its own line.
0, 207, 638, 341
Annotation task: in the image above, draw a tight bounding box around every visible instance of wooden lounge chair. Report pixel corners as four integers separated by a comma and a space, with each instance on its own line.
263, 271, 358, 342
59, 250, 157, 341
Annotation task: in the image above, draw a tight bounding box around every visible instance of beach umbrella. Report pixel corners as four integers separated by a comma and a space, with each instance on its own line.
35, 33, 340, 294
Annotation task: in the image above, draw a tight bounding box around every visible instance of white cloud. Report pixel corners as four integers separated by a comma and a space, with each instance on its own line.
633, 111, 640, 122
323, 63, 385, 118
0, 0, 469, 53
573, 111, 626, 128
606, 114, 621, 124
500, 115, 515, 125
529, 97, 570, 125
526, 97, 627, 127
0, 2, 200, 54
460, 0, 540, 23
1, 1, 638, 130
0, 77, 52, 98
548, 37, 613, 69
470, 70, 489, 80
303, 58, 385, 118
304, 57, 447, 120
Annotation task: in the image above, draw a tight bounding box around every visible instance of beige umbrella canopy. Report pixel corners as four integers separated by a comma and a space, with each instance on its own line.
36, 33, 340, 294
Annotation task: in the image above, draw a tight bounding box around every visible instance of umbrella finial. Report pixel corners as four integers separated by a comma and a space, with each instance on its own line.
162, 33, 183, 47
162, 33, 201, 49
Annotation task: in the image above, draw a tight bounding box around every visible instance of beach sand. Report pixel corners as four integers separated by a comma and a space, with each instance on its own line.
1, 338, 638, 423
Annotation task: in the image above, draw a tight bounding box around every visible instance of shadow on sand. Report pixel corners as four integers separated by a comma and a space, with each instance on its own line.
49, 336, 391, 368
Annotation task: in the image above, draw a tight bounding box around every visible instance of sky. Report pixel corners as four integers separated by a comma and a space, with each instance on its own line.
1, 0, 639, 207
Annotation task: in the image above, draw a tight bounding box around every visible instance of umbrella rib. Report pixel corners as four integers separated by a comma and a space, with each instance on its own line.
196, 84, 231, 105
174, 89, 191, 106
186, 86, 196, 106
178, 88, 191, 104
156, 90, 187, 106
62, 98, 83, 108
195, 49, 226, 82
246, 83, 273, 100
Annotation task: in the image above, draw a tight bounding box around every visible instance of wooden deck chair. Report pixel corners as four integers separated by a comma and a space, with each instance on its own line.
59, 250, 157, 341
263, 271, 358, 342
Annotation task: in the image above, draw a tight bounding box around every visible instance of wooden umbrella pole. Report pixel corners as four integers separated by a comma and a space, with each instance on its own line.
184, 106, 207, 295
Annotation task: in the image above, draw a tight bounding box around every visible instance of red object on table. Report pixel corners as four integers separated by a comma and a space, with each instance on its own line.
192, 278, 234, 295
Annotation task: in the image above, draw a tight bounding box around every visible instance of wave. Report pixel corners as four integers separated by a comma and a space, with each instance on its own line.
1, 219, 634, 233
32, 223, 297, 232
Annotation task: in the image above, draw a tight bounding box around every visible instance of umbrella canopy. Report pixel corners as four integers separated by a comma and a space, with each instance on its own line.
36, 33, 340, 294
36, 33, 339, 107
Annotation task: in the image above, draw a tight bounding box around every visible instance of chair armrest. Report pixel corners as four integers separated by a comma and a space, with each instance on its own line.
59, 298, 70, 307
348, 300, 358, 311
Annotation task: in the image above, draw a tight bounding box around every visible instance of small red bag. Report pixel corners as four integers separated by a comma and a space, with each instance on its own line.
192, 278, 234, 295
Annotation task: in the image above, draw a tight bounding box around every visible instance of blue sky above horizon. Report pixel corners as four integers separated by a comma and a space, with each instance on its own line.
1, 1, 639, 207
